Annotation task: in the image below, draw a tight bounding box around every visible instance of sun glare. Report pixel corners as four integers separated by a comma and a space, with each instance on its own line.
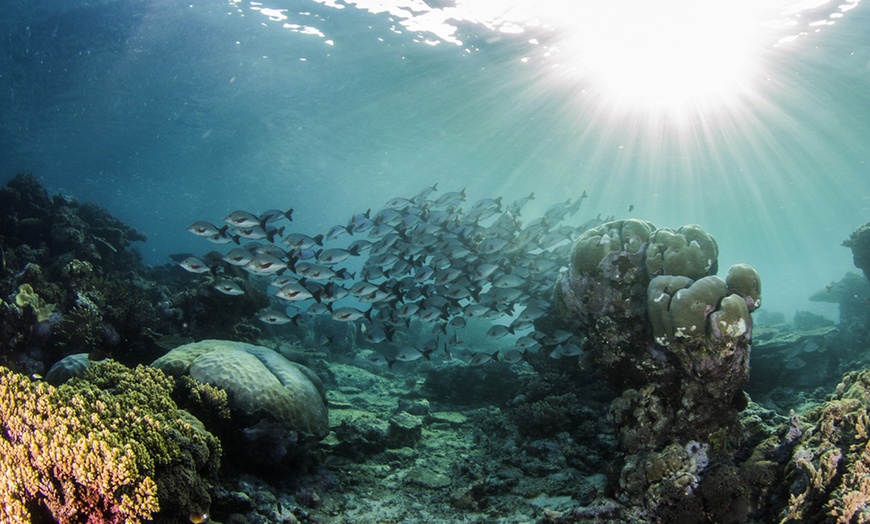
554, 0, 767, 114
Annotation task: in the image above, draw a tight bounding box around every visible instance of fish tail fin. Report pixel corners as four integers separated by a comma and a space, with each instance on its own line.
232, 234, 241, 245
491, 350, 500, 362
290, 314, 301, 327
313, 233, 325, 246
364, 306, 373, 323
284, 208, 294, 221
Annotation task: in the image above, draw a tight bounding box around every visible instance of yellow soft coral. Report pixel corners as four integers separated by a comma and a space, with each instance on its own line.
0, 361, 220, 524
13, 283, 55, 322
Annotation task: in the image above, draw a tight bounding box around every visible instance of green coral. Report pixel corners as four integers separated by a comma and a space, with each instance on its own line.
0, 361, 220, 524
647, 275, 694, 345
668, 276, 727, 341
645, 225, 719, 280
13, 283, 55, 322
569, 219, 655, 276
725, 263, 762, 311
710, 294, 751, 339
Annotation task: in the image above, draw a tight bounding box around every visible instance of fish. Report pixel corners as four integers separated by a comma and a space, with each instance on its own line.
187, 221, 228, 237
486, 325, 514, 338
366, 352, 389, 367
213, 279, 244, 296
327, 224, 352, 240
470, 351, 499, 366
331, 306, 372, 322
275, 283, 314, 302
186, 185, 604, 372
179, 256, 212, 274
491, 274, 526, 289
283, 233, 325, 249
394, 346, 429, 362
258, 309, 296, 325
433, 188, 466, 207
259, 208, 294, 223
244, 254, 288, 275
224, 210, 262, 228
222, 248, 254, 266
317, 246, 360, 265
502, 349, 528, 364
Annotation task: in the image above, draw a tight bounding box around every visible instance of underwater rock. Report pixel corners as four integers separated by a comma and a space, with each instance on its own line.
152, 339, 329, 473
404, 466, 452, 489
844, 222, 870, 282
44, 352, 92, 385
387, 411, 424, 448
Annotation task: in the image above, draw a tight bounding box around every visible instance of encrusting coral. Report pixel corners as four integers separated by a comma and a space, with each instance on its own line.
0, 360, 220, 524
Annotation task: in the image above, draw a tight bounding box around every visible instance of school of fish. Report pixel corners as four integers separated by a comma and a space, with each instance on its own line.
181, 185, 608, 367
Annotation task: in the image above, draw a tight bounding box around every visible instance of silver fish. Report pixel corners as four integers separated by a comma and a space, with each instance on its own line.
214, 279, 244, 296
470, 351, 499, 366
258, 310, 294, 324
245, 254, 287, 275
502, 349, 527, 364
259, 208, 293, 223
491, 274, 526, 289
331, 306, 370, 322
179, 256, 211, 274
187, 221, 227, 237
275, 283, 314, 301
224, 210, 261, 228
222, 248, 254, 266
487, 325, 513, 338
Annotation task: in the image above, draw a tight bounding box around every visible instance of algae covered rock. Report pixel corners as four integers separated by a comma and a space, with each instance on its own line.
152, 339, 329, 471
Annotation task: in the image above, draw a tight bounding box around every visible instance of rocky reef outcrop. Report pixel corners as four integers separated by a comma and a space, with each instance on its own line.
552, 219, 760, 514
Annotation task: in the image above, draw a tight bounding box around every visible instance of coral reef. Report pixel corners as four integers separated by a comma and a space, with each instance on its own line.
553, 219, 760, 512
779, 369, 870, 523
0, 174, 179, 372
152, 339, 329, 474
0, 360, 220, 524
844, 222, 870, 282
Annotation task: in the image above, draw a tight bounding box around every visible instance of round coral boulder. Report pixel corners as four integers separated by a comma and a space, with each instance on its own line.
152, 339, 329, 472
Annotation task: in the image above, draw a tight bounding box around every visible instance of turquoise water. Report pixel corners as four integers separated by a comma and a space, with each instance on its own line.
2, 0, 868, 321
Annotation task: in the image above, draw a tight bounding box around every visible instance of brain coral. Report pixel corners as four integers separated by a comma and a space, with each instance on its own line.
152, 340, 329, 471
0, 361, 219, 524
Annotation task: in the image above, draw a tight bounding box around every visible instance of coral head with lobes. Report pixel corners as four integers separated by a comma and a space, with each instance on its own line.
554, 219, 760, 453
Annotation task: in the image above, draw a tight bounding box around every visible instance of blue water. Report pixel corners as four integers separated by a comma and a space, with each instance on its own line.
2, 0, 868, 322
